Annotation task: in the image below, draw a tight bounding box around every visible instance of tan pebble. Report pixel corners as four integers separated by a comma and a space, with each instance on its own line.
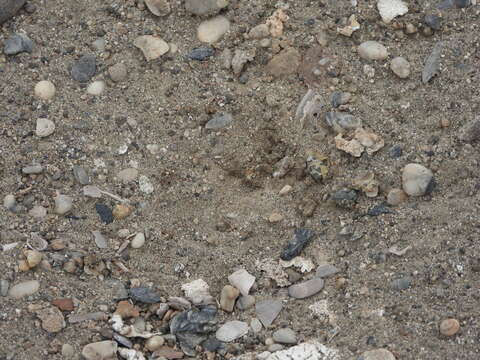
268, 212, 284, 223
220, 285, 240, 312
279, 185, 292, 196
387, 188, 408, 206
145, 335, 165, 351
113, 204, 132, 219
61, 343, 75, 358
440, 318, 460, 336
440, 118, 450, 128
18, 260, 30, 272
26, 250, 43, 268
50, 239, 66, 250
335, 277, 347, 289
63, 260, 77, 273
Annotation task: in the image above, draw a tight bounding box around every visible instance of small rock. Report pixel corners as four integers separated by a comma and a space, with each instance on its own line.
145, 0, 170, 16
255, 300, 283, 327
316, 264, 340, 278
250, 318, 262, 333
377, 0, 408, 23
236, 295, 255, 310
131, 233, 146, 249
197, 16, 230, 44
92, 231, 108, 249
337, 14, 360, 37
187, 46, 214, 61
280, 228, 315, 261
367, 203, 393, 216
279, 185, 292, 196
288, 278, 324, 299
87, 80, 105, 96
391, 276, 412, 291
26, 250, 42, 268
96, 203, 114, 224
129, 287, 161, 303
361, 348, 396, 360
185, 0, 228, 16
249, 24, 270, 39
387, 188, 407, 206
358, 41, 388, 60
269, 213, 283, 223
113, 203, 132, 219
325, 112, 361, 133
145, 336, 165, 351
61, 344, 75, 358
330, 92, 351, 108
84, 185, 102, 198
422, 42, 443, 84
0, 0, 27, 25
36, 306, 65, 333
68, 312, 107, 324
54, 194, 73, 215
266, 47, 301, 77
402, 163, 434, 196
0, 280, 10, 297
425, 14, 442, 30
91, 38, 105, 52
108, 63, 128, 82
22, 164, 43, 174
205, 113, 233, 129
52, 298, 74, 311
73, 165, 90, 185
115, 300, 140, 319
273, 328, 297, 344
81, 341, 117, 360
118, 168, 138, 182
36, 118, 55, 137
231, 49, 255, 75
216, 321, 248, 342
4, 33, 33, 55
134, 35, 169, 61
228, 269, 255, 296
71, 54, 96, 82
181, 279, 214, 305
390, 56, 410, 78
331, 188, 357, 208
440, 318, 460, 336
220, 285, 240, 312
389, 144, 403, 158
139, 175, 154, 194
3, 194, 16, 211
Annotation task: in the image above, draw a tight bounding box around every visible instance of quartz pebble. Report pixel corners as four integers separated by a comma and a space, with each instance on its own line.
36, 118, 55, 137
81, 341, 118, 360
216, 321, 248, 342
402, 163, 434, 196
185, 0, 228, 16
131, 233, 146, 249
377, 0, 408, 23
54, 194, 73, 215
71, 55, 96, 82
220, 285, 240, 312
390, 56, 410, 78
109, 63, 128, 82
228, 269, 255, 296
87, 80, 105, 96
134, 35, 169, 61
439, 318, 460, 336
288, 278, 324, 299
358, 41, 388, 60
8, 280, 40, 299
197, 16, 230, 44
273, 328, 297, 344
4, 33, 33, 55
360, 348, 396, 360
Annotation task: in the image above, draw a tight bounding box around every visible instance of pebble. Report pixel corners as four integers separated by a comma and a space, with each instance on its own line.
91, 38, 105, 52
402, 163, 434, 196
255, 299, 283, 327
26, 250, 42, 268
250, 318, 262, 333
4, 33, 33, 55
87, 80, 105, 96
92, 231, 108, 249
205, 112, 233, 129
36, 306, 65, 333
54, 194, 73, 215
216, 321, 248, 342
34, 80, 56, 100
391, 276, 412, 291
170, 305, 217, 335
288, 278, 324, 299
390, 56, 410, 78
422, 42, 443, 84
269, 213, 283, 223
236, 295, 255, 310
279, 185, 292, 196
330, 92, 351, 108
117, 168, 139, 182
81, 341, 117, 360
425, 14, 442, 30
273, 328, 297, 344
134, 35, 169, 61
316, 264, 340, 278
95, 203, 114, 224
220, 285, 240, 312
266, 47, 301, 77
146, 336, 165, 351
108, 63, 128, 82
71, 54, 96, 82
249, 24, 270, 39
228, 269, 255, 296
281, 228, 315, 261
68, 311, 107, 324
113, 203, 132, 219
325, 112, 362, 133
61, 344, 75, 358
0, 279, 10, 296
3, 194, 16, 211
368, 204, 393, 216
8, 280, 40, 298
389, 144, 403, 158
129, 287, 161, 303
197, 16, 230, 44
145, 0, 171, 16
439, 318, 460, 336
52, 298, 74, 311
185, 0, 228, 16
377, 0, 409, 23
0, 0, 26, 24
73, 165, 90, 185
358, 41, 388, 60
386, 188, 407, 206
139, 175, 154, 194
361, 349, 396, 360
187, 46, 214, 61
22, 164, 43, 174
131, 232, 146, 249
36, 118, 55, 137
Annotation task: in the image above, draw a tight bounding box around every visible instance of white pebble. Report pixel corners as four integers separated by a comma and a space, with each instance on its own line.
3, 194, 16, 211
402, 163, 434, 196
36, 118, 55, 137
131, 233, 146, 249
134, 35, 169, 61
197, 16, 230, 44
390, 56, 411, 78
34, 80, 56, 100
358, 41, 388, 60
87, 80, 106, 96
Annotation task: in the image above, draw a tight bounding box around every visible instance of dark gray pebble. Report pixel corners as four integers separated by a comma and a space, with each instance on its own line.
280, 228, 315, 261
367, 204, 393, 216
170, 306, 217, 334
187, 47, 214, 61
331, 189, 357, 208
389, 145, 403, 158
4, 33, 33, 55
71, 54, 96, 82
425, 14, 442, 30
95, 203, 113, 224
129, 287, 161, 303
438, 0, 471, 9
0, 0, 26, 24
391, 276, 412, 291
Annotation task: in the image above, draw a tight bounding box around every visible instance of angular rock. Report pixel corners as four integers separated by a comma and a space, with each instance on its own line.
236, 295, 255, 310
92, 231, 108, 249
71, 55, 96, 82
4, 33, 33, 55
228, 269, 255, 296
170, 306, 217, 334
325, 112, 362, 133
8, 280, 40, 299
205, 112, 233, 129
330, 92, 351, 108
280, 228, 315, 261
266, 47, 301, 77
238, 341, 339, 360
52, 298, 74, 311
54, 194, 73, 215
250, 318, 262, 333
36, 306, 65, 333
129, 287, 161, 304
73, 165, 90, 185
220, 285, 240, 312
181, 279, 214, 305
288, 278, 324, 299
422, 42, 443, 84
134, 35, 169, 61
95, 203, 114, 224
187, 46, 214, 61
316, 264, 340, 278
255, 299, 283, 327
402, 163, 434, 196
216, 321, 248, 342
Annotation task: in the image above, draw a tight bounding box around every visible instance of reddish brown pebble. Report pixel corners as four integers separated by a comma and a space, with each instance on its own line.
440, 318, 460, 336
112, 204, 133, 219
115, 300, 140, 319
52, 298, 74, 312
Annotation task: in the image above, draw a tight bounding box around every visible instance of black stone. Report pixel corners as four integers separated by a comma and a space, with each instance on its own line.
71, 54, 96, 82
280, 228, 315, 261
170, 306, 217, 334
129, 287, 161, 303
367, 204, 393, 216
424, 14, 442, 30
187, 47, 214, 61
95, 203, 113, 224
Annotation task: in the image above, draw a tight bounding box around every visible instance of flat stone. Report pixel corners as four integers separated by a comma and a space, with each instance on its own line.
131, 232, 146, 249
197, 16, 230, 44
205, 113, 233, 129
316, 264, 340, 278
390, 56, 411, 78
377, 0, 408, 23
81, 341, 117, 360
216, 321, 248, 342
68, 312, 107, 324
4, 33, 33, 55
266, 47, 301, 77
360, 348, 396, 360
228, 269, 255, 296
96, 203, 114, 224
129, 287, 161, 303
170, 306, 217, 334
153, 346, 184, 359
391, 276, 412, 291
288, 278, 324, 299
185, 0, 228, 16
134, 35, 169, 61
358, 41, 388, 60
22, 164, 43, 174
108, 63, 128, 82
118, 168, 139, 182
52, 298, 74, 311
0, 0, 26, 25
36, 306, 65, 333
73, 165, 90, 185
249, 341, 339, 360
71, 55, 96, 82
281, 228, 315, 261
0, 280, 10, 296
402, 163, 434, 196
92, 231, 108, 249
236, 294, 255, 310
255, 299, 283, 327
273, 328, 297, 344
8, 280, 40, 298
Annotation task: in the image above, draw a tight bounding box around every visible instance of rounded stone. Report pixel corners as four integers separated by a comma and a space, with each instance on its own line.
3, 194, 16, 210
34, 80, 56, 100
8, 280, 40, 299
390, 56, 410, 78
113, 204, 132, 219
197, 16, 230, 44
440, 318, 460, 336
220, 285, 240, 312
35, 118, 55, 137
71, 55, 96, 82
185, 0, 228, 16
361, 349, 396, 360
131, 233, 146, 249
86, 80, 105, 96
54, 194, 73, 215
402, 163, 434, 196
145, 336, 165, 351
216, 321, 249, 342
82, 341, 117, 360
108, 63, 128, 82
273, 328, 297, 344
22, 164, 43, 174
386, 188, 408, 206
358, 41, 388, 60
